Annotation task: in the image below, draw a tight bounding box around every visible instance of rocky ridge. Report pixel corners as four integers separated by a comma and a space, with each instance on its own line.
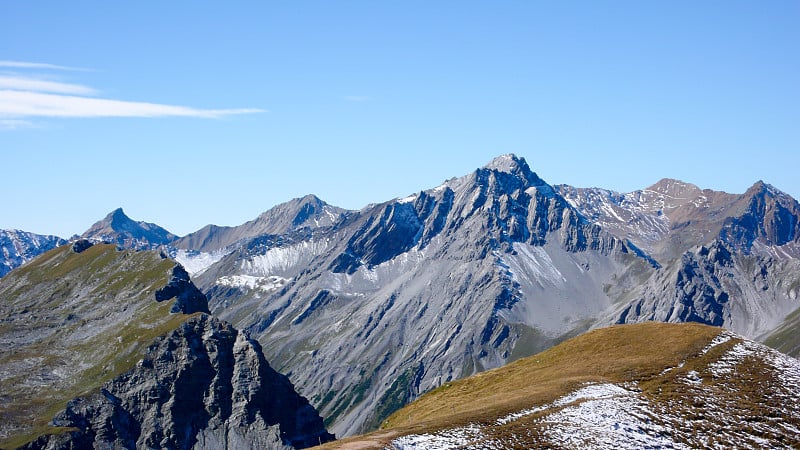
600, 180, 800, 343
174, 195, 347, 254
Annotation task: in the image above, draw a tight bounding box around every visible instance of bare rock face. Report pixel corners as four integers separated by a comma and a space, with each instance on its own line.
24, 315, 334, 450
720, 181, 800, 251
155, 265, 211, 314
70, 239, 93, 253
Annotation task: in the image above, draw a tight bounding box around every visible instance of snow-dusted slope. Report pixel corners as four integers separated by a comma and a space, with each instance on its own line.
557, 179, 741, 263
379, 324, 800, 450
0, 229, 65, 277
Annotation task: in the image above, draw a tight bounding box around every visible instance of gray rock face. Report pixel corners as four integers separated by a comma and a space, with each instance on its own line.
0, 229, 65, 277
71, 238, 93, 253
558, 179, 743, 263
720, 181, 800, 251
82, 207, 178, 250
24, 315, 334, 450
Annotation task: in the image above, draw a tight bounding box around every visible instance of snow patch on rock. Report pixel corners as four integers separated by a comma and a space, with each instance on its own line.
216, 275, 290, 292
173, 249, 228, 276
242, 239, 331, 276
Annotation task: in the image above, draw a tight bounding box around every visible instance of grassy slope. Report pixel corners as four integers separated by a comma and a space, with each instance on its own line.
764, 307, 800, 357
0, 244, 198, 449
319, 322, 723, 449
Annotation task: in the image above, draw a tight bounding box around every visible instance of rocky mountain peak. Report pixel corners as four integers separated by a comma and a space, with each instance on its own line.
82, 208, 178, 249
721, 181, 800, 250
175, 195, 348, 254
483, 153, 525, 172
96, 208, 142, 232
107, 206, 128, 222
744, 180, 789, 201
646, 178, 703, 198
256, 194, 333, 229
480, 153, 546, 188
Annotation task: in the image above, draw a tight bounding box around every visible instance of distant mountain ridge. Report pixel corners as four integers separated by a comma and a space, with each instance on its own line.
174, 194, 348, 254
81, 207, 178, 249
0, 229, 66, 277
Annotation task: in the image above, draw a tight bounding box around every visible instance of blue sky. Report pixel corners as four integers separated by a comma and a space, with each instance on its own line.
2, 1, 798, 237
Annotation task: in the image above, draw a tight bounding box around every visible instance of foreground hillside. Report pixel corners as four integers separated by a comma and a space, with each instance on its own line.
0, 242, 332, 449
322, 322, 800, 449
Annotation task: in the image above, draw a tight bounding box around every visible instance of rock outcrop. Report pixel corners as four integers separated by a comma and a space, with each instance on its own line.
155, 265, 211, 314
24, 314, 334, 450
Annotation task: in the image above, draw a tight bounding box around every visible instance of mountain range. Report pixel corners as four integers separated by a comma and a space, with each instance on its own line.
2, 154, 799, 447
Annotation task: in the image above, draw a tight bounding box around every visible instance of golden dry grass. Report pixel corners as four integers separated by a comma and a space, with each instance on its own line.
315, 322, 722, 449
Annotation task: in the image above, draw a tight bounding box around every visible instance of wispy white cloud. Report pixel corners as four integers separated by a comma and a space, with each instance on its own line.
343, 95, 371, 102
0, 60, 88, 71
0, 91, 263, 119
0, 61, 265, 128
0, 76, 97, 95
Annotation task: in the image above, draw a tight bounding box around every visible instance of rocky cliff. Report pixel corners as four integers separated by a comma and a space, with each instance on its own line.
23, 315, 334, 450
